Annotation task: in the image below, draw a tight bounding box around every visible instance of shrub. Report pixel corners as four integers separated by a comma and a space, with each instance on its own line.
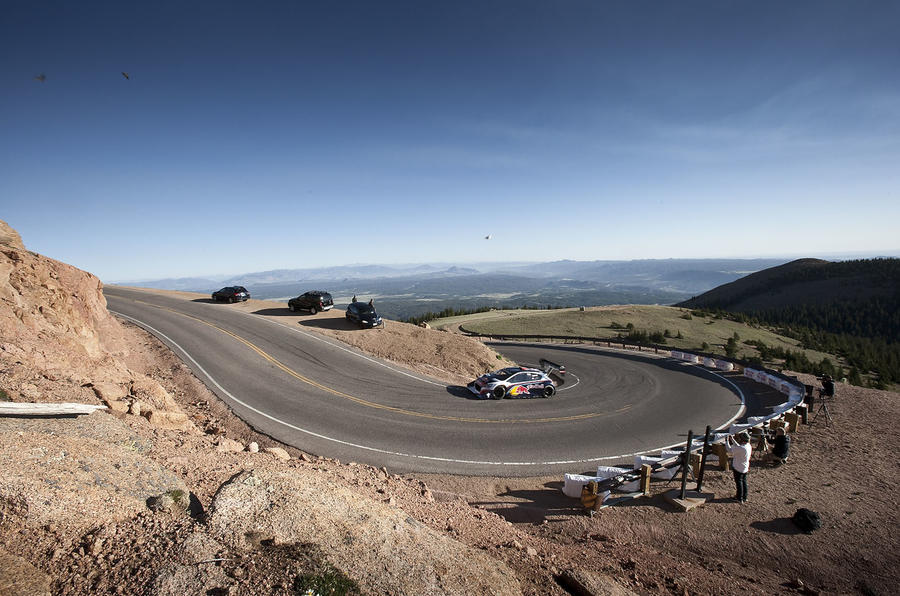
294, 565, 359, 596
649, 331, 666, 344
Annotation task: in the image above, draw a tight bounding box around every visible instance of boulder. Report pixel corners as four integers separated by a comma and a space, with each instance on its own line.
91, 382, 129, 404
262, 446, 290, 460
206, 469, 522, 596
215, 438, 244, 453
0, 548, 50, 596
0, 413, 186, 532
146, 409, 193, 431
557, 569, 638, 596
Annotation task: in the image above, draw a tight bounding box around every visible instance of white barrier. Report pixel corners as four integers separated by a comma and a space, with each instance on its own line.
563, 473, 597, 498
562, 473, 612, 503
561, 358, 808, 499
671, 351, 699, 363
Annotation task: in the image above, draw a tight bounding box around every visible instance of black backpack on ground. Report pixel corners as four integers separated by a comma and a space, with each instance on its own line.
792, 508, 821, 533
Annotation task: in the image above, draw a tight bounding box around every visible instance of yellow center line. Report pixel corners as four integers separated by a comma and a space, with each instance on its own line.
126, 298, 631, 424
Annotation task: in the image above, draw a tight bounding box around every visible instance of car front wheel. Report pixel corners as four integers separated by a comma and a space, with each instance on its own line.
491, 386, 505, 400
289, 304, 296, 312
543, 385, 556, 398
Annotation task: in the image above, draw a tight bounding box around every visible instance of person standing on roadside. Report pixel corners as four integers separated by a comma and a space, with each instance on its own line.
726, 432, 752, 502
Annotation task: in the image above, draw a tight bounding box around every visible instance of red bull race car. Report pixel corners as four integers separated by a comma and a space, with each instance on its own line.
468, 366, 557, 400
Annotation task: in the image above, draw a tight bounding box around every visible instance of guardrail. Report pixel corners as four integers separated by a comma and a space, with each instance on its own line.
459, 327, 676, 354
565, 356, 808, 509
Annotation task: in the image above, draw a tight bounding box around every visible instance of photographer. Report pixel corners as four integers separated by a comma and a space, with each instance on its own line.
766, 427, 791, 466
821, 375, 836, 399
725, 432, 752, 503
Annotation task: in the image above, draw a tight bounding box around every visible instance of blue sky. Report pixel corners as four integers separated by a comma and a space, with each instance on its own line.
2, 0, 898, 282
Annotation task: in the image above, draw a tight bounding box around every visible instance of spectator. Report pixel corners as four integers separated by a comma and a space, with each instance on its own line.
767, 427, 791, 465
726, 432, 752, 503
822, 375, 835, 399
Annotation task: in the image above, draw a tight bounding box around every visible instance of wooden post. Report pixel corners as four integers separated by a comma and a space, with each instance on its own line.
680, 430, 694, 500
712, 443, 730, 471
690, 453, 702, 477
580, 481, 598, 513
640, 464, 652, 496
784, 412, 800, 432
696, 425, 712, 491
796, 404, 809, 425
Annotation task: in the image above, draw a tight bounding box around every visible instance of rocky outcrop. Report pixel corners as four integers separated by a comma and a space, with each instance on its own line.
0, 218, 192, 430
0, 220, 25, 251
206, 469, 523, 596
0, 414, 187, 532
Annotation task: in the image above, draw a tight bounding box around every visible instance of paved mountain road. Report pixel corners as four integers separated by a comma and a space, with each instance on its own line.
105, 286, 748, 476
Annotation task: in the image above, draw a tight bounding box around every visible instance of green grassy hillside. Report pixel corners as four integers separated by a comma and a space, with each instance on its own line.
432, 305, 836, 370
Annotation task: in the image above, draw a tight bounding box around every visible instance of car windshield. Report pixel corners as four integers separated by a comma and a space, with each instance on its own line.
356, 305, 375, 314
490, 368, 521, 380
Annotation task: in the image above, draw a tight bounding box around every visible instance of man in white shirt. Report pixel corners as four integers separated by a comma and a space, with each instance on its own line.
726, 432, 752, 503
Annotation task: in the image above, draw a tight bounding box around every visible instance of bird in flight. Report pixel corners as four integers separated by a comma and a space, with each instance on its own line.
121, 72, 130, 80
33, 73, 46, 83
484, 234, 492, 240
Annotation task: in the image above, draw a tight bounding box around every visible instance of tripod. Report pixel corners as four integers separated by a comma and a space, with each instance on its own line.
812, 391, 834, 427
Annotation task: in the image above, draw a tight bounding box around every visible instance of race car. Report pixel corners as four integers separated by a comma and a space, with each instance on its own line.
468, 367, 557, 400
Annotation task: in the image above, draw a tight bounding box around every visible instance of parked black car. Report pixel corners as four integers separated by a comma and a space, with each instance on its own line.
346, 300, 383, 328
211, 286, 250, 303
288, 291, 334, 314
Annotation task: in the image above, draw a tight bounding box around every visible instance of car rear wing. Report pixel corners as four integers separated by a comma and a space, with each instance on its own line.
539, 358, 565, 376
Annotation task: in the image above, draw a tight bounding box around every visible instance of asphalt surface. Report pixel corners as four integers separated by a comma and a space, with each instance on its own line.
105, 286, 754, 477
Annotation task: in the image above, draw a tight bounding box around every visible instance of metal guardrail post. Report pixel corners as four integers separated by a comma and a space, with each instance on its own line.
696, 425, 711, 491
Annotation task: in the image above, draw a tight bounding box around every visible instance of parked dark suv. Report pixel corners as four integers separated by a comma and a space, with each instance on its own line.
288, 291, 334, 314
211, 286, 250, 303
345, 300, 383, 328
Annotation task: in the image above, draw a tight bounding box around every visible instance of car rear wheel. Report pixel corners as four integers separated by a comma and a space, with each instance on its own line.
491, 386, 505, 400
310, 305, 319, 314
228, 297, 235, 303
289, 304, 296, 312
543, 385, 556, 398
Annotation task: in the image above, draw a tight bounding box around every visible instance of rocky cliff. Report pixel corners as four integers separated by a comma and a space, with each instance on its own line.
0, 219, 530, 596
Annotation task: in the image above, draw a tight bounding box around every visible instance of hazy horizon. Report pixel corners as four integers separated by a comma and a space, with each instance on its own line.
114, 252, 898, 286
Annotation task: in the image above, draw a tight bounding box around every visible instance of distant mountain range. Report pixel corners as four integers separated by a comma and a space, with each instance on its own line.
128, 258, 791, 320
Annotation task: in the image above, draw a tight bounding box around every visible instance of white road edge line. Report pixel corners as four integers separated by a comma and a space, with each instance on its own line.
111, 309, 745, 468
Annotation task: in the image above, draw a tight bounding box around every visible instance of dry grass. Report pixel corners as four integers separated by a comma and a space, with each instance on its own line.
432, 305, 834, 362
